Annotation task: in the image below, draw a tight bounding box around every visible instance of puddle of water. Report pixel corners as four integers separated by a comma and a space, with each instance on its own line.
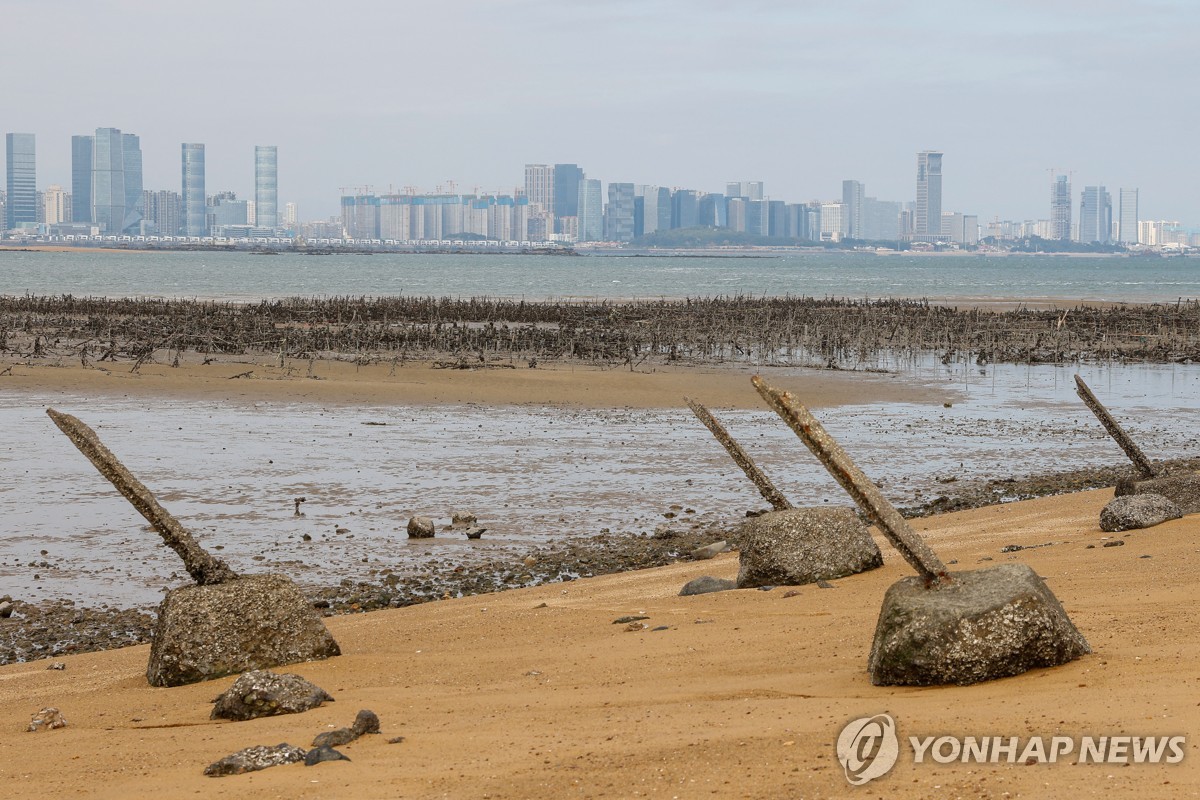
1, 360, 1197, 607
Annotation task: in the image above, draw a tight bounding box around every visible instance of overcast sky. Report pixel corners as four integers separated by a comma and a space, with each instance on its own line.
6, 0, 1197, 224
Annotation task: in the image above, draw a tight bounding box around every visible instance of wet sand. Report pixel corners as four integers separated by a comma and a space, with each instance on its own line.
0, 489, 1196, 798
0, 356, 937, 410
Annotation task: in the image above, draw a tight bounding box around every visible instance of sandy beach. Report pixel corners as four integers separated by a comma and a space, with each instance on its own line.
0, 488, 1196, 798
0, 356, 939, 410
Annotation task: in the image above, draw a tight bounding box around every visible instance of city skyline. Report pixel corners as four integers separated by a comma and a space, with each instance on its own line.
2, 1, 1197, 225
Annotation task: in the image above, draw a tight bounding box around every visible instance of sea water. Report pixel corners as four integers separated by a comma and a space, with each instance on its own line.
0, 249, 1198, 304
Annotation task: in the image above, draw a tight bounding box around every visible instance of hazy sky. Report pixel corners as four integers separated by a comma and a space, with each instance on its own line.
6, 0, 1198, 224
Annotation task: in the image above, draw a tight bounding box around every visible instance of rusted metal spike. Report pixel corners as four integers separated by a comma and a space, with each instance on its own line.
686, 397, 793, 511
1073, 375, 1156, 479
46, 408, 239, 586
750, 376, 949, 585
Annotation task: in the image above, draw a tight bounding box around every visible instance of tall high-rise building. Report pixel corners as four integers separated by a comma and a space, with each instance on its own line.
553, 164, 583, 231
71, 135, 93, 223
1078, 186, 1112, 244
1118, 188, 1139, 244
1050, 174, 1072, 240
5, 133, 36, 230
604, 182, 635, 242
254, 145, 278, 229
636, 186, 671, 236
725, 181, 764, 201
914, 151, 943, 237
671, 189, 700, 229
577, 178, 603, 242
43, 185, 70, 225
143, 190, 181, 236
181, 143, 206, 237
284, 202, 297, 227
122, 133, 143, 232
524, 164, 554, 213
91, 128, 127, 234
842, 180, 865, 239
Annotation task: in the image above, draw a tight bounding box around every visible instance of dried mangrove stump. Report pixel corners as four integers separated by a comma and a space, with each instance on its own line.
46, 408, 239, 586
1073, 374, 1157, 479
685, 396, 792, 511
750, 375, 949, 585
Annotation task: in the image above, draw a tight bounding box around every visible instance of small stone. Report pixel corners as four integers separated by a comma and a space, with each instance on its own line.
1000, 544, 1024, 553
304, 745, 350, 766
680, 576, 736, 596
205, 743, 306, 777
0, 601, 13, 619
533, 602, 548, 609
464, 526, 486, 539
1100, 494, 1182, 532
1103, 540, 1126, 548
451, 512, 477, 526
523, 555, 537, 568
690, 541, 727, 560
351, 709, 381, 736
1139, 554, 1152, 559
1086, 544, 1095, 549
624, 622, 648, 632
312, 728, 356, 748
26, 707, 67, 732
407, 517, 435, 538
782, 590, 800, 598
612, 615, 649, 624
211, 670, 333, 721
816, 580, 835, 589
387, 736, 406, 745
46, 662, 66, 671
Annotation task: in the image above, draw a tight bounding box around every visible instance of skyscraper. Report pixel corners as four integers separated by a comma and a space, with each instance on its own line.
524, 164, 554, 212
71, 135, 93, 223
5, 133, 36, 230
143, 190, 181, 236
91, 128, 127, 234
181, 143, 206, 237
914, 151, 943, 237
284, 202, 297, 227
842, 180, 865, 239
122, 133, 143, 233
43, 185, 70, 225
1118, 188, 1139, 244
254, 145, 278, 229
604, 182, 635, 242
1050, 174, 1072, 240
553, 164, 583, 232
577, 178, 602, 242
1078, 186, 1112, 244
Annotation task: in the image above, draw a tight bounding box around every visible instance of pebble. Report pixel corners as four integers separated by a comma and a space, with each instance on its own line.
304, 745, 351, 766
451, 512, 478, 526
1103, 540, 1126, 548
612, 615, 649, 624
0, 601, 12, 618
465, 526, 486, 539
26, 707, 67, 732
46, 662, 65, 670
624, 622, 649, 632
205, 743, 306, 777
816, 580, 835, 589
680, 576, 736, 596
690, 541, 727, 560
